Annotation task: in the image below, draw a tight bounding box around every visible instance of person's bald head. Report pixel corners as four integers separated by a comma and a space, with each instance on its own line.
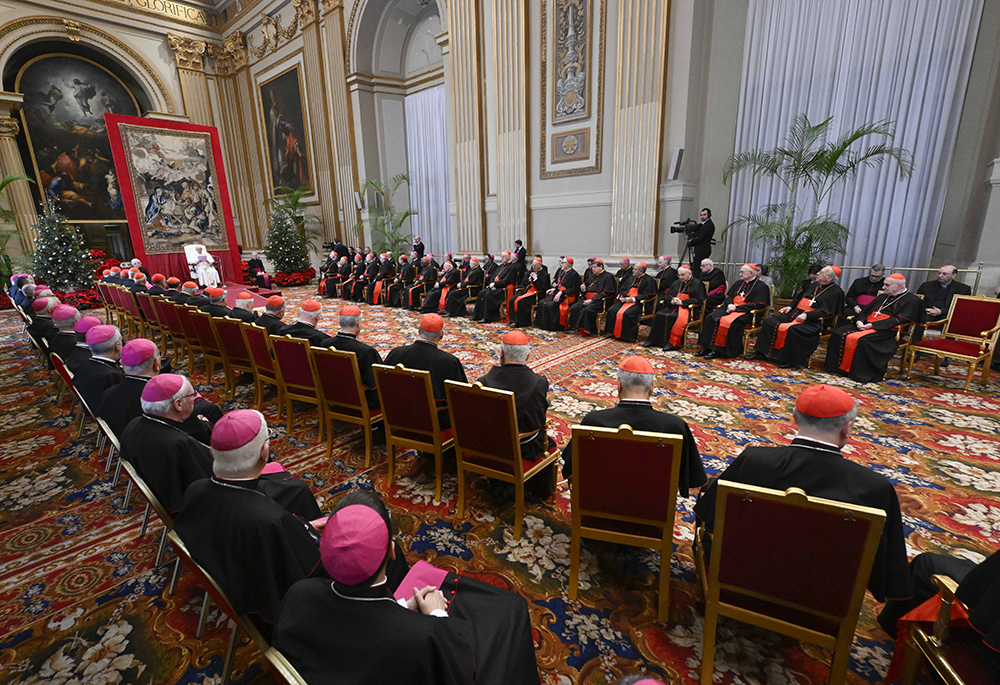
936, 265, 958, 285
884, 273, 907, 295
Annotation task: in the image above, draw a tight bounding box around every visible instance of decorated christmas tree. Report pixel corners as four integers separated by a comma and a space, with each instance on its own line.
33, 199, 93, 291
263, 205, 309, 274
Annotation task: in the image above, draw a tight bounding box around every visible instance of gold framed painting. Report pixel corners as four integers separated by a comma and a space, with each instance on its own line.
257, 63, 313, 197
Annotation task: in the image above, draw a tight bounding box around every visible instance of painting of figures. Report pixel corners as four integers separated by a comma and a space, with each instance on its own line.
15, 54, 140, 222
258, 64, 312, 195
117, 124, 229, 254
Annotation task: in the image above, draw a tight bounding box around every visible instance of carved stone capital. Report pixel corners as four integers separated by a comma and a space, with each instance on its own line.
292, 0, 317, 27
63, 19, 82, 42
168, 34, 208, 71
0, 117, 19, 138
320, 0, 343, 15
209, 30, 248, 76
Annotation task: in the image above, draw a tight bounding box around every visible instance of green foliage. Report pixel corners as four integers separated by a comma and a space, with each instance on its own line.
0, 174, 34, 225
266, 186, 323, 257
0, 174, 35, 284
723, 114, 913, 297
32, 199, 93, 291
263, 205, 309, 274
356, 174, 416, 255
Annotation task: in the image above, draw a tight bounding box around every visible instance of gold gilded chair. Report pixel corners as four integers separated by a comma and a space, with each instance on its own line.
312, 347, 383, 467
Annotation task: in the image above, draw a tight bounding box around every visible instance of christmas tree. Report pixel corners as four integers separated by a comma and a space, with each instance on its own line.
263, 205, 309, 274
33, 199, 94, 291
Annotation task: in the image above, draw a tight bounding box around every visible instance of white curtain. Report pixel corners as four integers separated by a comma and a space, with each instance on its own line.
726, 0, 983, 275
405, 85, 452, 254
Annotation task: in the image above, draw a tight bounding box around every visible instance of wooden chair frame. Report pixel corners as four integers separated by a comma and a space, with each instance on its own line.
120, 460, 174, 567
190, 311, 227, 384
211, 317, 256, 400
174, 305, 204, 372
311, 347, 383, 467
569, 424, 683, 620
740, 284, 774, 357
699, 481, 885, 685
270, 336, 323, 440
446, 380, 560, 540
153, 297, 186, 360
135, 292, 162, 345
898, 574, 975, 685
241, 324, 284, 418
373, 363, 453, 504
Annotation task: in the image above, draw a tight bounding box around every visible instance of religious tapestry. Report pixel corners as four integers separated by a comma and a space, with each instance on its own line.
15, 54, 141, 222
258, 64, 312, 196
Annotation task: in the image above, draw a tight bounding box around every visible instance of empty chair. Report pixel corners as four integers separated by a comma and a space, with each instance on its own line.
271, 336, 323, 440
312, 347, 383, 466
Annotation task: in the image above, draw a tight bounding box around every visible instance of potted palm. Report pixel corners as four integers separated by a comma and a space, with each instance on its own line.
722, 114, 913, 298
356, 174, 416, 255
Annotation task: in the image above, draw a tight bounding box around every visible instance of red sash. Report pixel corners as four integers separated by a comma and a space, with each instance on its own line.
883, 593, 971, 684
669, 293, 691, 347
318, 277, 326, 294
856, 294, 877, 307
713, 295, 746, 347
559, 295, 576, 327
438, 285, 452, 310
839, 312, 891, 372
513, 285, 537, 314
613, 287, 640, 338
774, 297, 814, 350
372, 280, 384, 304
708, 283, 727, 297
407, 283, 421, 307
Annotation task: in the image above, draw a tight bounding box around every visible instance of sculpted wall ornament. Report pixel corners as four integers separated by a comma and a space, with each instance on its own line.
319, 0, 342, 15
168, 34, 207, 71
63, 19, 82, 42
0, 117, 19, 137
291, 0, 317, 27
208, 30, 248, 75
553, 0, 589, 123
247, 12, 299, 59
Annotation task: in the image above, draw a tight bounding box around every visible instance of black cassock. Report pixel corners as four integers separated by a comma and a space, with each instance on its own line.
823, 290, 924, 383
472, 262, 519, 322
655, 267, 679, 299
319, 332, 383, 409
386, 263, 416, 307
604, 273, 658, 342
276, 321, 335, 347
255, 313, 286, 335
443, 268, 485, 317
560, 400, 707, 494
754, 282, 844, 367
351, 261, 380, 301
693, 437, 913, 603
700, 268, 728, 311
48, 331, 91, 371
844, 276, 885, 314
273, 575, 541, 685
421, 269, 462, 313
507, 268, 550, 327
72, 357, 124, 413
366, 262, 396, 305
99, 375, 221, 444
339, 261, 366, 301
248, 258, 268, 288
405, 265, 438, 309
698, 278, 770, 357
535, 268, 582, 331
384, 340, 467, 403
567, 271, 617, 334
646, 278, 706, 348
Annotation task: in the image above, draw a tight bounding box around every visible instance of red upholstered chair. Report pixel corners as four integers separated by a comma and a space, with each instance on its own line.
905, 295, 1000, 391
311, 347, 383, 466
242, 324, 283, 418
135, 292, 160, 342
190, 311, 226, 384
212, 317, 256, 400
120, 460, 173, 568
97, 282, 115, 326
153, 298, 182, 359
271, 336, 323, 440
49, 351, 74, 407
698, 482, 885, 685
373, 363, 453, 504
174, 305, 204, 372
446, 380, 560, 540
568, 424, 683, 620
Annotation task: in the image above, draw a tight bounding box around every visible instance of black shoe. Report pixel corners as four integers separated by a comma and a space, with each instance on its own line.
693, 348, 708, 357
751, 352, 768, 361
704, 351, 720, 360
662, 344, 677, 352
777, 360, 793, 368
441, 312, 451, 317
640, 341, 655, 348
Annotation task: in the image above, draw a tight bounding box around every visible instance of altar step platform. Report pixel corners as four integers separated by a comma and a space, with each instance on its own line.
215, 282, 282, 310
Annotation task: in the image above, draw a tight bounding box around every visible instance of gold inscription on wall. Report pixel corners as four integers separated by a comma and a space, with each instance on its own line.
108, 0, 219, 28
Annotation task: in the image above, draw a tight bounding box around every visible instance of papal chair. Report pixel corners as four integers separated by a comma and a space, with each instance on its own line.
270, 336, 323, 440
568, 424, 683, 620
242, 324, 283, 418
312, 347, 383, 466
698, 481, 885, 685
373, 363, 453, 504
905, 295, 1000, 391
446, 380, 560, 540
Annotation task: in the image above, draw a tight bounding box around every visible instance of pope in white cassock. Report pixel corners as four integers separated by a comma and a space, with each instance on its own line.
188, 245, 221, 287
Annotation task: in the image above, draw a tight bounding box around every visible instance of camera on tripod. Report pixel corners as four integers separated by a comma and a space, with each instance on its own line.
322, 241, 337, 251
670, 219, 698, 235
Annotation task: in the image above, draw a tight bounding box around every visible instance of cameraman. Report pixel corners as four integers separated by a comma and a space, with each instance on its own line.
688, 207, 715, 268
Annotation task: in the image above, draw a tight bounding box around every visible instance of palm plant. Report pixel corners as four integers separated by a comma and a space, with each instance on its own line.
356, 174, 416, 255
722, 114, 914, 297
0, 174, 34, 285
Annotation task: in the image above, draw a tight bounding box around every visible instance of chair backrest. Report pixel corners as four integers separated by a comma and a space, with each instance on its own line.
50, 352, 74, 387
261, 648, 310, 685
271, 336, 317, 394
445, 380, 522, 473
373, 364, 439, 440
708, 481, 885, 631
165, 529, 240, 622
175, 305, 200, 342
121, 289, 141, 319
155, 297, 182, 338
312, 347, 365, 414
190, 311, 223, 354
121, 459, 175, 530
243, 324, 277, 375
96, 282, 110, 307
571, 424, 683, 527
944, 295, 1000, 342
95, 416, 121, 453
135, 292, 158, 323
213, 317, 253, 365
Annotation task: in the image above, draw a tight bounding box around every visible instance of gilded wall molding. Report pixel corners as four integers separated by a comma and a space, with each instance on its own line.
168, 34, 207, 71
292, 0, 318, 28
320, 0, 343, 14
0, 16, 176, 113
247, 13, 298, 60
0, 117, 19, 137
63, 19, 82, 42
208, 30, 248, 76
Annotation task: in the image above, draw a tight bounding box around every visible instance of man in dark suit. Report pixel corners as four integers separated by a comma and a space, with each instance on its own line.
277, 299, 334, 346
412, 236, 425, 262
384, 314, 467, 427
198, 288, 233, 317
255, 296, 287, 334
688, 207, 715, 269
694, 384, 913, 604
319, 304, 383, 408
560, 355, 706, 495
73, 325, 124, 412
916, 264, 972, 326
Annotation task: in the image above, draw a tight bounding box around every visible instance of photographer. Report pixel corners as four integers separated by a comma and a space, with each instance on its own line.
689, 208, 715, 267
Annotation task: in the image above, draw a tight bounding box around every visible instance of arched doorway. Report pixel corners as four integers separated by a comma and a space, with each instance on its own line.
349, 0, 452, 254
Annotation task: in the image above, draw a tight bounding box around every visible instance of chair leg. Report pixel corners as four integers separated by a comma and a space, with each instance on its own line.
513, 479, 525, 540
386, 443, 395, 486
168, 557, 180, 596
76, 411, 86, 438
700, 604, 719, 685
905, 348, 915, 379
140, 503, 151, 537
196, 591, 211, 638
285, 398, 293, 433
964, 362, 975, 392
252, 376, 262, 410
364, 424, 372, 467
900, 627, 922, 685
105, 446, 116, 473
221, 621, 241, 685
155, 527, 168, 566
124, 480, 133, 506
568, 533, 581, 600
113, 455, 124, 487
433, 448, 443, 505
315, 406, 324, 443
657, 541, 671, 622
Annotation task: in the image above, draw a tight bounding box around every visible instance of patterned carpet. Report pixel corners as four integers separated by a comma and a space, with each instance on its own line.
2, 285, 999, 685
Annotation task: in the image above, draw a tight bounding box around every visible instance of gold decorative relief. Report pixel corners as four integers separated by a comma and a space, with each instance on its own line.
247, 12, 299, 59
168, 35, 207, 71
63, 19, 82, 42
291, 0, 317, 27
209, 30, 248, 75
553, 0, 590, 123
0, 117, 19, 137
551, 128, 589, 162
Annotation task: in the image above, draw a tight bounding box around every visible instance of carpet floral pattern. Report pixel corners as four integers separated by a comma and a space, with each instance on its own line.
2, 284, 999, 684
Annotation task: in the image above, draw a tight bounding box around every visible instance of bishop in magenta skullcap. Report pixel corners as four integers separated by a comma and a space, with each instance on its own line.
121, 338, 157, 367
320, 504, 390, 585
86, 324, 118, 345
51, 305, 78, 322
141, 373, 185, 402
211, 409, 269, 465
75, 316, 102, 334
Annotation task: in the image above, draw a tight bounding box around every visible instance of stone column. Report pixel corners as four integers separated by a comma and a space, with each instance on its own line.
490, 0, 530, 250
609, 0, 671, 256
318, 0, 361, 242
445, 0, 487, 253
168, 35, 214, 126
295, 0, 340, 242
0, 92, 38, 251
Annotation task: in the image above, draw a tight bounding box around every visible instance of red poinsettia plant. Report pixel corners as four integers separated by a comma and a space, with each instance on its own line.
271, 267, 316, 287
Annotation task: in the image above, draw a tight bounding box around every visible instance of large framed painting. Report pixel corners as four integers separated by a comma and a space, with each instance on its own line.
15, 54, 141, 222
104, 114, 241, 280
257, 63, 313, 196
